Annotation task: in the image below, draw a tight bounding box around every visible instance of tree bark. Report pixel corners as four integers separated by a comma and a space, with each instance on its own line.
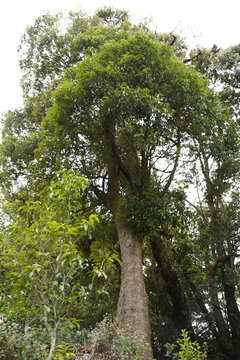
116, 220, 153, 359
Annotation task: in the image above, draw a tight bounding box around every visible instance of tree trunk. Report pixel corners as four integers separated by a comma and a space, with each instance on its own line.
186, 274, 233, 357
47, 327, 57, 360
206, 260, 234, 358
221, 264, 240, 360
150, 236, 195, 338
116, 220, 153, 359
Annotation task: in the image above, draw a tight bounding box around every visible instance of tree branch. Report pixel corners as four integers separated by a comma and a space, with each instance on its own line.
183, 51, 202, 64
162, 134, 181, 193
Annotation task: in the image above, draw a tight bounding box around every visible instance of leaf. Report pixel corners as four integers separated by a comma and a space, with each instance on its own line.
88, 283, 93, 290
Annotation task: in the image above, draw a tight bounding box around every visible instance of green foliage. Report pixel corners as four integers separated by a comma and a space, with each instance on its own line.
0, 170, 100, 359
1, 170, 94, 313
190, 44, 240, 122
165, 330, 207, 360
0, 7, 135, 201
18, 8, 131, 97
36, 29, 224, 208
51, 343, 75, 360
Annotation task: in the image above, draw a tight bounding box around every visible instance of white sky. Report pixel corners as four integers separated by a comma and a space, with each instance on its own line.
0, 0, 239, 115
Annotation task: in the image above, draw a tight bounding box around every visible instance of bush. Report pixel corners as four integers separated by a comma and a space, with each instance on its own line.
71, 316, 148, 359
0, 320, 47, 360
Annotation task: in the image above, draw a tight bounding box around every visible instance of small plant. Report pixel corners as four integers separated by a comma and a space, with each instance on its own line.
52, 343, 75, 360
112, 332, 144, 360
165, 329, 207, 360
165, 343, 179, 360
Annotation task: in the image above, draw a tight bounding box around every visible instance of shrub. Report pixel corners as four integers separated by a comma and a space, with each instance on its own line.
0, 320, 47, 360
72, 316, 148, 359
165, 329, 207, 360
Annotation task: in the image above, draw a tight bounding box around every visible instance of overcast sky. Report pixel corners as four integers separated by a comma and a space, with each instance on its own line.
0, 0, 239, 115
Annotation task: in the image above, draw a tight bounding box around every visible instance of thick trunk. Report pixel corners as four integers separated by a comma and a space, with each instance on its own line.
116, 220, 153, 359
102, 121, 152, 357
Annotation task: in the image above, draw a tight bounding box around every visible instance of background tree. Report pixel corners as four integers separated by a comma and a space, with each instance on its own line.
190, 43, 240, 123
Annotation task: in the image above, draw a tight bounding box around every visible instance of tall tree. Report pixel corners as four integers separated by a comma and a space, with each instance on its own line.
1, 8, 239, 358
34, 31, 238, 357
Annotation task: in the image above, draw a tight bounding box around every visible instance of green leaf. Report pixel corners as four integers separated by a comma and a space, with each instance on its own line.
88, 283, 93, 291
